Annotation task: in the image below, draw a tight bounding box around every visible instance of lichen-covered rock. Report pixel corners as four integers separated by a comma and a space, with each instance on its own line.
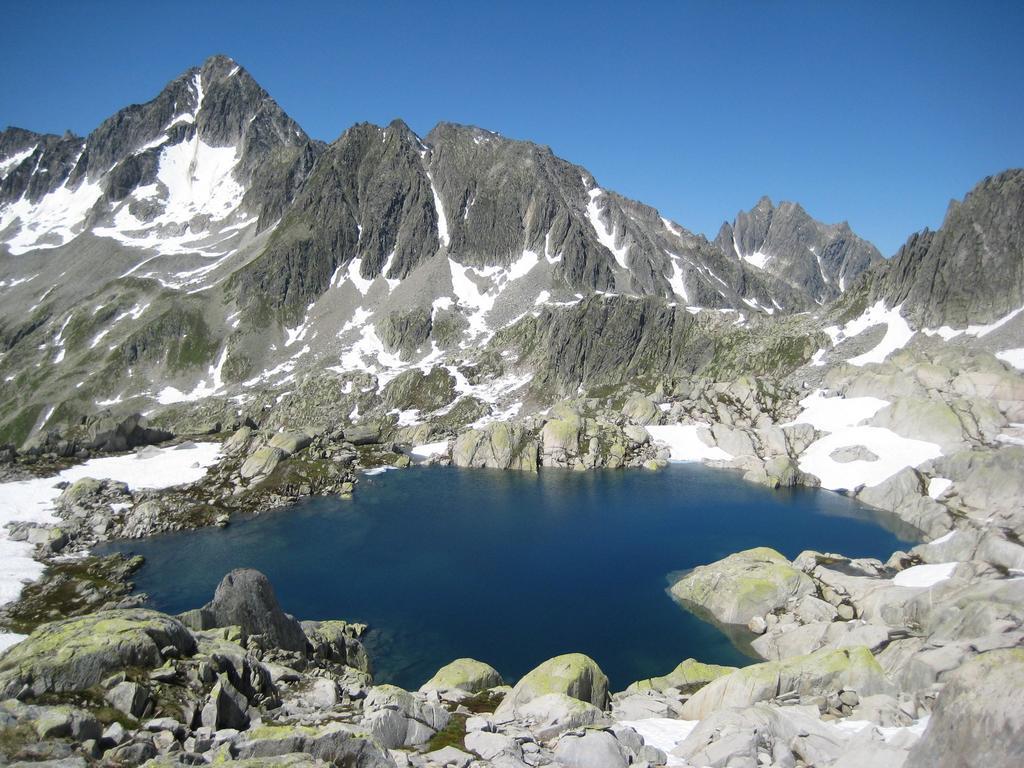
240, 446, 288, 479
232, 722, 395, 768
0, 609, 195, 697
452, 422, 538, 471
622, 394, 660, 425
625, 658, 737, 694
493, 653, 608, 720
906, 648, 1024, 768
680, 646, 894, 720
669, 546, 815, 626
304, 620, 370, 674
360, 684, 450, 749
419, 657, 503, 693
267, 431, 313, 455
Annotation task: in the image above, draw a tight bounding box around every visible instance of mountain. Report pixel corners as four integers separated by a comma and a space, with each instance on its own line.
715, 197, 883, 306
870, 169, 1024, 328
0, 54, 999, 447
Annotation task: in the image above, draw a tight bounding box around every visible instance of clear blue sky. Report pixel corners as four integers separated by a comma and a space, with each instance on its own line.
2, 1, 1022, 255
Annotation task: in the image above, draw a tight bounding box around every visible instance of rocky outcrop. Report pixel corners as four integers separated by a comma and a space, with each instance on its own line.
906, 648, 1024, 768
669, 546, 816, 627
680, 646, 894, 720
875, 168, 1024, 328
180, 569, 307, 652
451, 422, 538, 470
0, 609, 195, 696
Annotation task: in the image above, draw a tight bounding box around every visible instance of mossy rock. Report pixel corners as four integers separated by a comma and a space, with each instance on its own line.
625, 658, 737, 695
669, 546, 815, 627
493, 653, 608, 720
0, 609, 196, 697
680, 646, 894, 719
452, 422, 538, 471
419, 658, 504, 694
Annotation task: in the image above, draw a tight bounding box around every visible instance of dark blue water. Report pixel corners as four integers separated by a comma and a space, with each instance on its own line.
101, 464, 911, 691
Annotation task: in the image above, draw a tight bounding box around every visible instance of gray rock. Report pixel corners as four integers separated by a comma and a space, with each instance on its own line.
553, 729, 628, 768
104, 681, 151, 719
200, 674, 250, 731
906, 648, 1024, 768
669, 547, 815, 627
194, 568, 308, 652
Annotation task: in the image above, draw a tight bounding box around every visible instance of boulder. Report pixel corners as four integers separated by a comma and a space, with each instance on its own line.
200, 674, 250, 731
625, 658, 737, 694
554, 729, 628, 768
86, 413, 173, 453
493, 653, 608, 720
669, 547, 815, 627
0, 609, 195, 697
680, 646, 894, 720
515, 692, 606, 739
267, 431, 312, 455
344, 424, 381, 446
452, 422, 538, 471
232, 722, 394, 767
222, 425, 253, 455
360, 684, 450, 749
104, 681, 151, 719
871, 398, 966, 450
191, 569, 308, 653
906, 648, 1024, 768
622, 394, 660, 425
239, 446, 287, 479
540, 413, 583, 467
419, 658, 503, 694
304, 621, 370, 673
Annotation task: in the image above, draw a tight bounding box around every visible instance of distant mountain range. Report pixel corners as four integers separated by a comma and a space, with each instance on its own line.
0, 54, 1021, 446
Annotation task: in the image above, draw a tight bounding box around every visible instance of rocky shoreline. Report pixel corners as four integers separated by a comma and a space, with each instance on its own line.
1, 335, 1023, 766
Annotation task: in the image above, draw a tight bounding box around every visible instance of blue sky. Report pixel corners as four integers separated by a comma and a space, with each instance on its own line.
2, 1, 1022, 255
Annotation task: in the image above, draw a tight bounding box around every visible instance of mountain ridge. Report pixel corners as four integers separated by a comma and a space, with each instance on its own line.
0, 54, 1021, 447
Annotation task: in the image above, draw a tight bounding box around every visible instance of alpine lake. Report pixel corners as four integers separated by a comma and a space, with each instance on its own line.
99, 464, 912, 691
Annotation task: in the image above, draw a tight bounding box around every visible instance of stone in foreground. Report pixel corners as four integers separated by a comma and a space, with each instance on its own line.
494, 652, 608, 720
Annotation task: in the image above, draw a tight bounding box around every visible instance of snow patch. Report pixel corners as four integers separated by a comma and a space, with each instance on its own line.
0, 175, 104, 255
927, 477, 953, 499
893, 562, 957, 588
923, 304, 1024, 340
646, 424, 732, 462
996, 348, 1024, 369
411, 441, 448, 458
427, 170, 450, 248
827, 302, 916, 366
618, 718, 697, 766
0, 442, 220, 611
154, 346, 229, 404
586, 188, 630, 269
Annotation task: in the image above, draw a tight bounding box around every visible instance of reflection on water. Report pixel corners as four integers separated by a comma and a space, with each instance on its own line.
100, 464, 912, 691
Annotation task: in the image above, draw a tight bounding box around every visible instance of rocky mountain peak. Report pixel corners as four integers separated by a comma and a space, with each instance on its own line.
874, 168, 1024, 328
